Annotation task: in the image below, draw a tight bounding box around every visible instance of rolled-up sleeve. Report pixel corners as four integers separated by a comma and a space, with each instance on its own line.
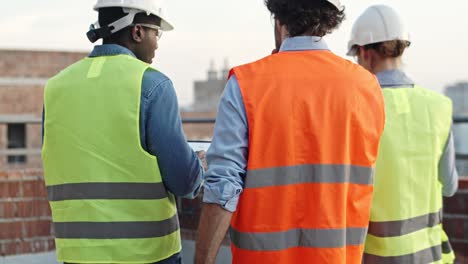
438, 128, 459, 197
203, 76, 248, 212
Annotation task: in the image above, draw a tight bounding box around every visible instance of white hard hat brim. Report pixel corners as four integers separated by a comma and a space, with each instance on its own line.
346, 44, 358, 57
327, 0, 343, 11
94, 0, 174, 31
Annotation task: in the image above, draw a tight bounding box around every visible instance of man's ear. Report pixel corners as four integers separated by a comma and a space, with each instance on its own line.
131, 24, 144, 43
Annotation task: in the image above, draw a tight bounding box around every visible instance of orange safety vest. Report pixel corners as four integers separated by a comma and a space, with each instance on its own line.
229, 50, 386, 263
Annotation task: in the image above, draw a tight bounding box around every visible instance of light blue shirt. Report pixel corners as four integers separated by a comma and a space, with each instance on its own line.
376, 69, 459, 196
376, 69, 415, 88
203, 37, 329, 212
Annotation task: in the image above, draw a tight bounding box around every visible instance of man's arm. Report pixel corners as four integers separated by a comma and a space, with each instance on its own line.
195, 76, 248, 263
195, 204, 233, 264
142, 70, 203, 198
439, 128, 459, 197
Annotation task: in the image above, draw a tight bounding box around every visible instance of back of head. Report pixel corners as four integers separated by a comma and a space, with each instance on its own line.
98, 7, 161, 44
88, 0, 173, 44
348, 5, 410, 56
362, 40, 409, 58
265, 0, 345, 37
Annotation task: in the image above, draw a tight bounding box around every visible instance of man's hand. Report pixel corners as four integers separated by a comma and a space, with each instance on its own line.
195, 204, 233, 264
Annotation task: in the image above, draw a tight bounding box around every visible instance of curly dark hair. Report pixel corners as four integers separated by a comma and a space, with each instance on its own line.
265, 0, 345, 37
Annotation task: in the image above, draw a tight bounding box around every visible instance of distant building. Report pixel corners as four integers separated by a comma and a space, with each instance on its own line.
192, 59, 230, 112
445, 82, 468, 175
445, 82, 468, 116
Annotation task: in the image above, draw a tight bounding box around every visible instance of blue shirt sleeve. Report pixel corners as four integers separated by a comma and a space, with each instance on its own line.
141, 69, 203, 199
203, 75, 248, 212
438, 128, 459, 197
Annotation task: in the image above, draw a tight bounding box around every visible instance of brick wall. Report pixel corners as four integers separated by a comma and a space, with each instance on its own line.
0, 169, 54, 256
0, 84, 43, 169
444, 177, 468, 263
0, 50, 87, 78
0, 49, 89, 170
181, 111, 216, 141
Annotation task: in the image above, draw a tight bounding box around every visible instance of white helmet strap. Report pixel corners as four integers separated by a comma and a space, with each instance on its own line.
108, 8, 140, 34
87, 8, 142, 43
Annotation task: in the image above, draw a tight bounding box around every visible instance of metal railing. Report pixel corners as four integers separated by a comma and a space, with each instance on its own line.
453, 117, 468, 161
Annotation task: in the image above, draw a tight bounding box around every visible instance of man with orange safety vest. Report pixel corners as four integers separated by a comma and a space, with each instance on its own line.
195, 0, 386, 263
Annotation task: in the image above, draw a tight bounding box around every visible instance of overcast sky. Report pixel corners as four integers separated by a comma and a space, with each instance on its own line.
1, 0, 467, 106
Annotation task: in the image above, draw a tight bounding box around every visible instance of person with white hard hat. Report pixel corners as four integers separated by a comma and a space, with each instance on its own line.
42, 1, 204, 263
348, 5, 458, 264
195, 0, 386, 263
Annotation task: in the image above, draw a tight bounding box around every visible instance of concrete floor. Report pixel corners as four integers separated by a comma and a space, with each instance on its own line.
0, 251, 59, 264
0, 240, 231, 264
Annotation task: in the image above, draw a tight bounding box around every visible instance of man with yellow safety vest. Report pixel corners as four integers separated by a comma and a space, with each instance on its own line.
42, 0, 204, 263
348, 5, 459, 264
195, 1, 386, 263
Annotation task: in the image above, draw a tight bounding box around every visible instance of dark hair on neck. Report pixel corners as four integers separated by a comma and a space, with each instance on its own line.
265, 0, 345, 37
363, 40, 410, 58
98, 7, 161, 44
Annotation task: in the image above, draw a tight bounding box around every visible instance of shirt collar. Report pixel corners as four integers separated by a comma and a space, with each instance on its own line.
279, 36, 329, 52
89, 44, 136, 58
376, 69, 415, 88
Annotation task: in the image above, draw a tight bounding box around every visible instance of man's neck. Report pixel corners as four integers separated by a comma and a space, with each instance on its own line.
372, 57, 402, 74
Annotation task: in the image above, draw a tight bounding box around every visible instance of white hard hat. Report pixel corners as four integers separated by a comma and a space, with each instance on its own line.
347, 5, 410, 56
94, 0, 174, 31
327, 0, 343, 11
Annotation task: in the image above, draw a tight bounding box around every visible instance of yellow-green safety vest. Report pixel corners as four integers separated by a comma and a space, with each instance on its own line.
363, 86, 455, 264
42, 54, 181, 263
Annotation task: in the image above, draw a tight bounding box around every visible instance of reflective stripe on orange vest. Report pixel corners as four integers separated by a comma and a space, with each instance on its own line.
230, 227, 367, 250
244, 164, 374, 188
229, 50, 385, 264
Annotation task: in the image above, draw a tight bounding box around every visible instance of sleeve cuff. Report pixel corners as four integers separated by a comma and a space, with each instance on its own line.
202, 185, 241, 213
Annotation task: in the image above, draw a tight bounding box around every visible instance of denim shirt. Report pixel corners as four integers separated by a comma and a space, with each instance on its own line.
376, 69, 459, 196
44, 44, 204, 263
203, 37, 329, 212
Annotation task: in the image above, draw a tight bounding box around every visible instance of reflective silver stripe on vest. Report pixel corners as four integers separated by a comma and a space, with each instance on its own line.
245, 164, 374, 188
368, 210, 442, 237
230, 227, 367, 251
47, 182, 168, 201
54, 214, 179, 239
363, 245, 442, 264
